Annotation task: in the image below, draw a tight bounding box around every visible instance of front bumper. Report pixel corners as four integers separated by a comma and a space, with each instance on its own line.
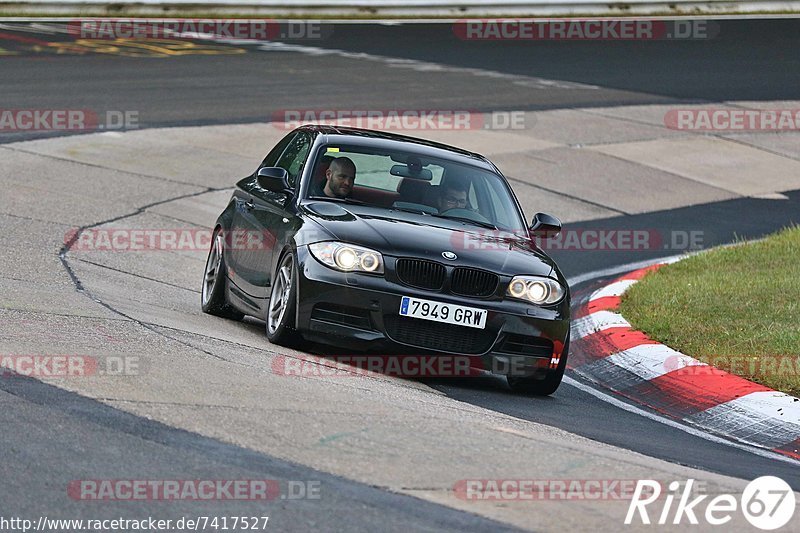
295, 246, 570, 378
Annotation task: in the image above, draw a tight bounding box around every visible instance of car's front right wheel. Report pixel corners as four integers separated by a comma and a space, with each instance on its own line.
266, 251, 301, 347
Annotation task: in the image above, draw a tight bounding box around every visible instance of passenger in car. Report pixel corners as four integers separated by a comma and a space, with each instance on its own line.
435, 177, 470, 212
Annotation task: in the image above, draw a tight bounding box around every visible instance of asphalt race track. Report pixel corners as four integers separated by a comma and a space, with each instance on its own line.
1, 19, 800, 531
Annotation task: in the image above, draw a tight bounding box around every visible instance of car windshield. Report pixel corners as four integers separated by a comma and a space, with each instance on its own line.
305, 143, 526, 232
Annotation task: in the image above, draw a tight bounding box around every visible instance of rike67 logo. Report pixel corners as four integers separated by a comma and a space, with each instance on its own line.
626, 477, 795, 530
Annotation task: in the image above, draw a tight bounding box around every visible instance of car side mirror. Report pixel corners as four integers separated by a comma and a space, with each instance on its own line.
256, 167, 291, 193
529, 212, 562, 239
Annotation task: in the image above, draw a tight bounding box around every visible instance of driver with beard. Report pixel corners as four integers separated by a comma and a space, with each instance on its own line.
312, 156, 356, 199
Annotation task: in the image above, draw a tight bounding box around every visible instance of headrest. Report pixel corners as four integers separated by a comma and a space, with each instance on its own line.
313, 155, 334, 184
396, 178, 432, 204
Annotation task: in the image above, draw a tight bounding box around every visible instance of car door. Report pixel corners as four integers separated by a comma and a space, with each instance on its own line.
227, 132, 295, 299
230, 131, 312, 299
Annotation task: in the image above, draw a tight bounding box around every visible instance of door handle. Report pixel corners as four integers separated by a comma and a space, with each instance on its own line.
244, 200, 255, 210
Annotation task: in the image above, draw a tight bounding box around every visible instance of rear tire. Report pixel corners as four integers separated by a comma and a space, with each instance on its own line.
201, 227, 244, 320
507, 332, 569, 396
266, 251, 301, 347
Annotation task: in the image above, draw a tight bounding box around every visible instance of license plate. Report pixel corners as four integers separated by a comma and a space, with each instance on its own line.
399, 296, 487, 329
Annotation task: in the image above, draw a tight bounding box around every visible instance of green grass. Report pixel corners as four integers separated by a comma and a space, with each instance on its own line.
619, 226, 800, 397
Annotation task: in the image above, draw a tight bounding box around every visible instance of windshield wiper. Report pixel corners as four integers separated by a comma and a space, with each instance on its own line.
433, 214, 497, 230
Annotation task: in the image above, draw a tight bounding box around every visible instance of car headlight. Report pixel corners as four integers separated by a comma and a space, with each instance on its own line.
506, 276, 565, 305
308, 242, 384, 274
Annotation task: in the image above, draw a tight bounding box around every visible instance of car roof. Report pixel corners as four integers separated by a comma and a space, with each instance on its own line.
297, 125, 498, 172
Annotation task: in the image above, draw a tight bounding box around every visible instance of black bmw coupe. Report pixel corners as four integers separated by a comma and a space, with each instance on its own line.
201, 125, 570, 394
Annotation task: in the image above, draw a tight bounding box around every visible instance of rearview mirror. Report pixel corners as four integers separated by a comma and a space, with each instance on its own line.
256, 167, 291, 192
390, 164, 433, 180
529, 212, 562, 239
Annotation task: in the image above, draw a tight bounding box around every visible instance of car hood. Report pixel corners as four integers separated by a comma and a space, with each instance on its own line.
302, 202, 555, 277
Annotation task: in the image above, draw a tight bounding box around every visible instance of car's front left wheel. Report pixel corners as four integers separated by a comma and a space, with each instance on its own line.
201, 227, 244, 320
266, 251, 301, 347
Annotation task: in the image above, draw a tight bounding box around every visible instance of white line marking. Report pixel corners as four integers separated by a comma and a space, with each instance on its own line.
699, 391, 800, 426
606, 343, 706, 381
0, 22, 60, 34
686, 392, 800, 449
588, 278, 637, 301
572, 310, 630, 339
562, 375, 799, 465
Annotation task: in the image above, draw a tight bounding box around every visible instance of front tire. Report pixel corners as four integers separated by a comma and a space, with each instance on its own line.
507, 332, 569, 396
266, 251, 301, 347
201, 227, 244, 320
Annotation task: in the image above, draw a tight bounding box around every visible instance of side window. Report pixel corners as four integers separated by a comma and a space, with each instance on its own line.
261, 132, 296, 169
276, 133, 312, 187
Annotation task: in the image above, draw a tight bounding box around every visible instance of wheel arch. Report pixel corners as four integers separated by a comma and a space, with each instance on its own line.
273, 241, 303, 330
